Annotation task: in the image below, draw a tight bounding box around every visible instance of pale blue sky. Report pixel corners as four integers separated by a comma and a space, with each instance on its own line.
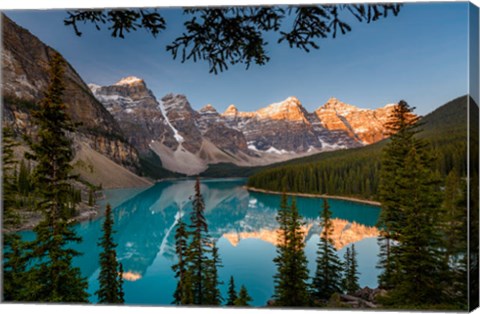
5, 3, 471, 115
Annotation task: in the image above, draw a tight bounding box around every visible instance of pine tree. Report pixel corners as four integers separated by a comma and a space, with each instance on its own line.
23, 53, 89, 302
343, 244, 360, 294
388, 147, 445, 305
2, 232, 28, 301
377, 100, 447, 306
439, 169, 468, 306
172, 179, 223, 306
172, 213, 190, 305
285, 198, 310, 305
234, 285, 253, 306
376, 101, 420, 289
342, 246, 351, 292
186, 177, 210, 305
441, 170, 467, 265
118, 263, 125, 303
2, 126, 20, 227
96, 203, 124, 304
226, 276, 237, 306
272, 194, 310, 306
17, 158, 31, 195
272, 192, 291, 304
2, 126, 29, 302
204, 240, 223, 305
312, 199, 343, 301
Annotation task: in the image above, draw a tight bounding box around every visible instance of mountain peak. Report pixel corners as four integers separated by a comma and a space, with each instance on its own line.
256, 96, 308, 121
319, 97, 358, 115
200, 104, 218, 113
223, 104, 239, 116
114, 76, 144, 86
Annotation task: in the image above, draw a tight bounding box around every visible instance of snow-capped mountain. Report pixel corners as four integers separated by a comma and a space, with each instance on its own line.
90, 79, 398, 175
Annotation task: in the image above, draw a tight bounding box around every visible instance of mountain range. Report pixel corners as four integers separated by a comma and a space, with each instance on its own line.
4, 14, 458, 186
89, 76, 398, 175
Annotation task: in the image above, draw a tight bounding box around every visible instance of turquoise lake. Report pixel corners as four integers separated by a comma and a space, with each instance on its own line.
20, 178, 381, 306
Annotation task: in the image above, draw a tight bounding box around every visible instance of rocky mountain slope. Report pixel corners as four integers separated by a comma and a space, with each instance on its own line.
315, 97, 395, 144
1, 14, 149, 188
90, 78, 398, 176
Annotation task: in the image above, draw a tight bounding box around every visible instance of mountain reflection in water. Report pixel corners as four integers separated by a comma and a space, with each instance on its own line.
22, 178, 381, 306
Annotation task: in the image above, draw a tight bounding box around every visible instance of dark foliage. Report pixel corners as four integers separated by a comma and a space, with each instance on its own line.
2, 126, 28, 301
172, 214, 190, 305
22, 52, 89, 302
64, 5, 401, 74
272, 193, 310, 306
235, 285, 253, 306
312, 199, 343, 301
64, 9, 166, 38
96, 203, 124, 304
226, 276, 237, 306
172, 177, 223, 305
342, 244, 360, 294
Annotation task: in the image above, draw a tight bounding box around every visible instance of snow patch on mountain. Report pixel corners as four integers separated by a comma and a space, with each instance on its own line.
319, 139, 346, 151
265, 146, 294, 155
158, 100, 184, 144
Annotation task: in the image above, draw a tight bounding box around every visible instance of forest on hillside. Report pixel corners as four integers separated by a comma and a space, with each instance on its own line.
247, 96, 476, 200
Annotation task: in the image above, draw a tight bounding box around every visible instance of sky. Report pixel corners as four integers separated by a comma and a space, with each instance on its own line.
3, 2, 473, 115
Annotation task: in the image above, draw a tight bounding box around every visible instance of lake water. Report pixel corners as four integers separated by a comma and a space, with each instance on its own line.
20, 178, 381, 306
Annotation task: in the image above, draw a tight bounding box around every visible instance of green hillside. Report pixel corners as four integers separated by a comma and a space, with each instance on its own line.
245, 95, 473, 200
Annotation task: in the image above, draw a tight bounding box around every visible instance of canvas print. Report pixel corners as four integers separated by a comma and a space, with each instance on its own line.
1, 1, 479, 311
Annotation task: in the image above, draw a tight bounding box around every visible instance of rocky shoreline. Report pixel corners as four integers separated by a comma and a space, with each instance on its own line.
245, 186, 381, 206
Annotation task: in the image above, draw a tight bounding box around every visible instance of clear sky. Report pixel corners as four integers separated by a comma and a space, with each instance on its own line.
4, 2, 471, 115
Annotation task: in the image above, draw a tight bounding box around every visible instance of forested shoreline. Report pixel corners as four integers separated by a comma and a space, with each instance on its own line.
246, 186, 381, 206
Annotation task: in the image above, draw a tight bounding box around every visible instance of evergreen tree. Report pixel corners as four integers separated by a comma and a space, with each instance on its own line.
441, 170, 467, 265
377, 100, 448, 306
96, 203, 124, 304
376, 101, 419, 290
23, 53, 89, 302
272, 194, 310, 306
343, 244, 360, 294
285, 198, 310, 305
172, 213, 190, 305
117, 263, 125, 303
17, 158, 31, 195
186, 177, 210, 305
172, 179, 223, 306
342, 246, 351, 292
312, 199, 343, 301
226, 276, 237, 306
2, 126, 28, 301
272, 192, 290, 304
204, 240, 223, 305
2, 126, 20, 227
2, 233, 28, 301
234, 285, 253, 306
388, 147, 445, 305
439, 169, 468, 306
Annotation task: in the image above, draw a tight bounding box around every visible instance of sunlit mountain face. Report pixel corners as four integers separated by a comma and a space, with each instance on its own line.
18, 178, 381, 305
